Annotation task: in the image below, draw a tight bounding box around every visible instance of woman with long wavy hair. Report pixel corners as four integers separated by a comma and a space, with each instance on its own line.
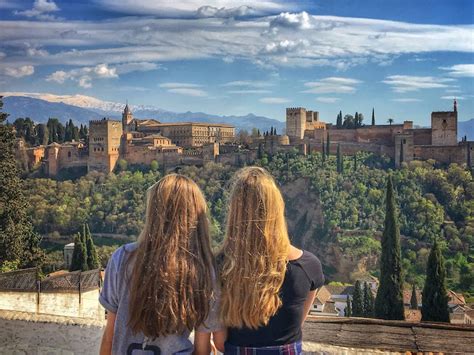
99, 174, 225, 355
218, 167, 324, 354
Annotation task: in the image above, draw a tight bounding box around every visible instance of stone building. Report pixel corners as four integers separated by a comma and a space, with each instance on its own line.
88, 118, 122, 173
286, 100, 472, 168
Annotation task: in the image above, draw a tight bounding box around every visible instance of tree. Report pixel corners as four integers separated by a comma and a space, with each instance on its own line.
399, 140, 404, 165
345, 294, 352, 317
150, 160, 159, 172
326, 132, 330, 156
35, 124, 49, 146
354, 112, 359, 128
388, 118, 394, 126
363, 282, 374, 317
336, 111, 343, 128
336, 144, 343, 173
321, 139, 326, 162
352, 280, 364, 317
353, 154, 357, 172
372, 108, 375, 126
410, 284, 418, 310
422, 238, 450, 322
70, 233, 87, 271
0, 97, 42, 270
343, 114, 355, 129
85, 224, 99, 269
374, 175, 405, 320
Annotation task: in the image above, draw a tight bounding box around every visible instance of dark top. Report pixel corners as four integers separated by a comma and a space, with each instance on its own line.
227, 250, 324, 347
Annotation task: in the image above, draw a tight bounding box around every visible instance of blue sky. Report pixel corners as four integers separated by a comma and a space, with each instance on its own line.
0, 0, 473, 126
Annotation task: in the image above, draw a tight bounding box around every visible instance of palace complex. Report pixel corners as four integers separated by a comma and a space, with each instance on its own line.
18, 100, 473, 176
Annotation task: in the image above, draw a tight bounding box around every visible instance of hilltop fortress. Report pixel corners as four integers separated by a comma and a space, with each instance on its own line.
19, 100, 473, 176
284, 100, 472, 168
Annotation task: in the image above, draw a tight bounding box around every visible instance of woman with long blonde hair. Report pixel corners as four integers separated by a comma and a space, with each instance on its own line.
99, 174, 225, 354
219, 167, 324, 354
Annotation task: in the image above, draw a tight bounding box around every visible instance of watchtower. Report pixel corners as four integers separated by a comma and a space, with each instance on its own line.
122, 103, 133, 132
431, 99, 457, 146
88, 118, 123, 173
286, 107, 306, 140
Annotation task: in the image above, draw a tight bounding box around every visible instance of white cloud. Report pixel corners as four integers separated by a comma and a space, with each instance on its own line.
392, 98, 421, 102
195, 5, 257, 18
441, 95, 465, 100
46, 63, 119, 88
222, 80, 273, 88
0, 51, 5, 60
159, 82, 207, 96
383, 75, 454, 93
14, 0, 60, 20
303, 77, 362, 94
167, 88, 208, 97
227, 89, 272, 94
97, 0, 288, 16
440, 64, 474, 78
259, 97, 290, 104
316, 97, 340, 103
0, 12, 473, 74
270, 11, 314, 29
4, 65, 34, 77
159, 82, 202, 88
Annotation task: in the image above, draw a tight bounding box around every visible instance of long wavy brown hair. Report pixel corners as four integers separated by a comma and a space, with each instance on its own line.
127, 174, 214, 337
219, 167, 290, 329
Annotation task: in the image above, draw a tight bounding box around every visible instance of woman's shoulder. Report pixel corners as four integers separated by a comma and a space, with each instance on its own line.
291, 249, 324, 289
108, 242, 138, 269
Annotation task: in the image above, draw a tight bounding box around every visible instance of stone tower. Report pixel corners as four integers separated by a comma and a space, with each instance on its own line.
88, 118, 123, 173
286, 107, 306, 140
122, 103, 133, 132
431, 99, 457, 146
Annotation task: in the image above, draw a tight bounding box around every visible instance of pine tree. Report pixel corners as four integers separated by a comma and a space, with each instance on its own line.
345, 294, 352, 317
70, 233, 87, 271
352, 280, 364, 317
422, 238, 450, 322
410, 284, 418, 310
363, 282, 374, 317
85, 224, 99, 270
0, 97, 42, 269
374, 175, 405, 320
372, 108, 375, 126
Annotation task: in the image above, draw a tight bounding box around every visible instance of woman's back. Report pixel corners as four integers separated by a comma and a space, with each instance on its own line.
226, 250, 324, 347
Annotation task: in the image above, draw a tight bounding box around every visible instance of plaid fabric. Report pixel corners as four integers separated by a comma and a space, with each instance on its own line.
224, 341, 302, 355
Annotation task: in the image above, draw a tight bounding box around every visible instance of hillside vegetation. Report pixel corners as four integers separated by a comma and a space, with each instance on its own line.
24, 152, 473, 295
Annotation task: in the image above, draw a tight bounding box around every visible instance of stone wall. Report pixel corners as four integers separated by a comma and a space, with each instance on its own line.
2, 313, 472, 354
414, 144, 468, 166
0, 289, 103, 320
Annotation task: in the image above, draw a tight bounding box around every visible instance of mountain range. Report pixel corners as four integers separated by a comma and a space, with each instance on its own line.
1, 93, 286, 133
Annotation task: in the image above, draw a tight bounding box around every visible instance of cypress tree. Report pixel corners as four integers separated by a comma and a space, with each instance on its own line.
363, 282, 374, 317
422, 238, 450, 322
326, 132, 330, 156
336, 112, 343, 128
321, 139, 326, 162
352, 280, 364, 317
336, 144, 343, 173
85, 224, 99, 270
70, 233, 87, 271
0, 96, 42, 269
372, 108, 375, 126
353, 154, 357, 172
399, 140, 404, 165
374, 175, 405, 320
410, 284, 418, 310
345, 294, 352, 317
354, 112, 359, 128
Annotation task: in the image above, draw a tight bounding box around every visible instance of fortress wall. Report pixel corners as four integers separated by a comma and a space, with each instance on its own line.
124, 146, 181, 166
327, 125, 406, 145
0, 290, 103, 320
412, 128, 432, 145
414, 145, 468, 166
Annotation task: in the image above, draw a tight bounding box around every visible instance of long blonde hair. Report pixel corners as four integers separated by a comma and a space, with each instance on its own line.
127, 174, 214, 337
219, 166, 290, 329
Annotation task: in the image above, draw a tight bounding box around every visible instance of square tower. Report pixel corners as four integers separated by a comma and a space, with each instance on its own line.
88, 118, 123, 173
286, 107, 306, 140
431, 111, 457, 146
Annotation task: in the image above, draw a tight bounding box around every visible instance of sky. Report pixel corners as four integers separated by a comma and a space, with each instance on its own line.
0, 0, 473, 126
